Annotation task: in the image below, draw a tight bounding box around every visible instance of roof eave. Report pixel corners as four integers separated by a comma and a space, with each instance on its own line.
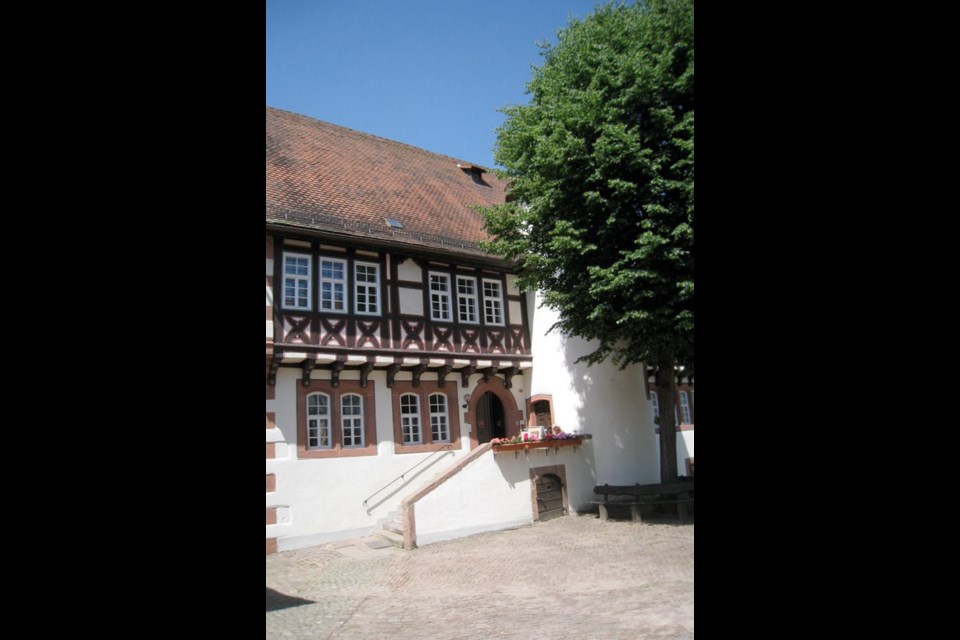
265, 221, 520, 272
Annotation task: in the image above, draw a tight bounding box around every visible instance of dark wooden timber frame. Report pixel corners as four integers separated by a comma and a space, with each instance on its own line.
269, 233, 532, 387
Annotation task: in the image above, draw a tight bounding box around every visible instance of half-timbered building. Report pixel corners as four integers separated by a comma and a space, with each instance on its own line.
265, 107, 693, 553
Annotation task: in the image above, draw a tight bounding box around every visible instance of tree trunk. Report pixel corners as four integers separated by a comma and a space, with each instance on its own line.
655, 356, 678, 484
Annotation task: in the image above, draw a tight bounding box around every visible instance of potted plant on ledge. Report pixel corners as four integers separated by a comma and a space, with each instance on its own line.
490, 431, 584, 453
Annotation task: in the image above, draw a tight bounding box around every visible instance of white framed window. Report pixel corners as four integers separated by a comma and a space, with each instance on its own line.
430, 272, 452, 321
341, 394, 364, 447
400, 394, 422, 444
429, 393, 450, 442
482, 278, 504, 325
282, 253, 311, 310
679, 391, 691, 424
306, 393, 331, 449
456, 275, 478, 323
320, 258, 347, 313
354, 262, 380, 315
650, 391, 660, 425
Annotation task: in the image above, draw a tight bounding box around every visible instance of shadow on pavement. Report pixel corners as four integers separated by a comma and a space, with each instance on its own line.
266, 586, 314, 612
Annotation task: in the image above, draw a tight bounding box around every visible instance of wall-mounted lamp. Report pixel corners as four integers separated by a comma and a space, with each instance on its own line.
462, 393, 472, 409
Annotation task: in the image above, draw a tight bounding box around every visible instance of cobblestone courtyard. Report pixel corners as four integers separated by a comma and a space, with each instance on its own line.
266, 514, 694, 639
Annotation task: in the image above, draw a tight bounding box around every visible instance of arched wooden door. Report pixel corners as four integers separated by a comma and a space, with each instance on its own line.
535, 474, 564, 521
475, 391, 506, 444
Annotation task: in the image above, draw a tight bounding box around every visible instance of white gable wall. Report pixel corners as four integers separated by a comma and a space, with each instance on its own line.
526, 291, 662, 487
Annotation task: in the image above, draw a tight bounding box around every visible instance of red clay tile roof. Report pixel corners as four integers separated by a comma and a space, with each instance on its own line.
266, 107, 508, 257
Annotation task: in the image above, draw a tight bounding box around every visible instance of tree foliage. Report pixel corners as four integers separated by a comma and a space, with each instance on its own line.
480, 0, 694, 374
479, 0, 693, 483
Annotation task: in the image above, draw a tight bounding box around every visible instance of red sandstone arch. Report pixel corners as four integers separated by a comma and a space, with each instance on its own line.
464, 377, 523, 448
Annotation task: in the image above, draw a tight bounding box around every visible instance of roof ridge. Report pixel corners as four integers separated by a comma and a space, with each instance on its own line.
266, 105, 494, 172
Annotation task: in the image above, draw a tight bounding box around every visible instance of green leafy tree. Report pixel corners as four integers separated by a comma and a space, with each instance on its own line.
479, 0, 693, 483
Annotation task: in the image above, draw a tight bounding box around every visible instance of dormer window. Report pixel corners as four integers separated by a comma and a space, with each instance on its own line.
457, 162, 486, 186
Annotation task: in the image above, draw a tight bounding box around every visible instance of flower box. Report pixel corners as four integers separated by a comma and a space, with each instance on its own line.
491, 437, 583, 453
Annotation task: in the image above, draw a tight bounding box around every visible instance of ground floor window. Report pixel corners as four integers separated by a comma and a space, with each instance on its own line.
297, 378, 378, 459
391, 381, 460, 454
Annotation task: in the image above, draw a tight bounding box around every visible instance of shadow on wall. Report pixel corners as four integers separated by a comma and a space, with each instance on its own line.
364, 449, 457, 514
493, 450, 539, 487
527, 295, 597, 485
559, 332, 593, 431
266, 586, 313, 612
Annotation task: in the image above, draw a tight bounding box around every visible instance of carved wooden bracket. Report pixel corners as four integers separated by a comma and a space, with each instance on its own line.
482, 365, 498, 383
501, 366, 517, 389
411, 363, 427, 388
330, 360, 346, 387
386, 363, 402, 388
268, 354, 282, 386
301, 359, 315, 386
460, 364, 476, 387
436, 364, 453, 388
359, 362, 375, 388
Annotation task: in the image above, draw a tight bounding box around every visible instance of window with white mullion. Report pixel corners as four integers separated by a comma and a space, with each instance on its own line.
429, 393, 450, 442
456, 276, 478, 323
430, 272, 452, 321
341, 394, 364, 447
320, 258, 347, 313
354, 262, 380, 315
679, 391, 691, 424
306, 393, 331, 449
482, 278, 504, 325
400, 394, 422, 444
282, 253, 311, 310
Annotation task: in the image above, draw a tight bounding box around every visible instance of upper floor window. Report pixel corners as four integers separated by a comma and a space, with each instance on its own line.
354, 262, 380, 315
400, 394, 422, 444
320, 258, 347, 313
306, 393, 332, 449
650, 391, 660, 425
341, 394, 364, 446
457, 276, 478, 323
483, 279, 504, 325
283, 253, 311, 310
430, 272, 452, 321
679, 391, 691, 424
429, 393, 450, 442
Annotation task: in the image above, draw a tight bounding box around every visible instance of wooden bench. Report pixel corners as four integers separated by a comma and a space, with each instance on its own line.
592, 481, 694, 522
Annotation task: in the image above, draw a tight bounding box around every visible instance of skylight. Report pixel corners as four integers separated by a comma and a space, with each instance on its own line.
385, 218, 404, 229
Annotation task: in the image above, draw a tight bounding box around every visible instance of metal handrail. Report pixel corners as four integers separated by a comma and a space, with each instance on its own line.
362, 444, 455, 507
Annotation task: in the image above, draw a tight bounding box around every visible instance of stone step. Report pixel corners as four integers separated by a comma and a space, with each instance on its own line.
372, 527, 404, 548
382, 518, 404, 535
377, 511, 404, 535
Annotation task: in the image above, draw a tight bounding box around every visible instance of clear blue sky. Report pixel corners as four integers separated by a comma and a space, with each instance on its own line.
267, 0, 604, 168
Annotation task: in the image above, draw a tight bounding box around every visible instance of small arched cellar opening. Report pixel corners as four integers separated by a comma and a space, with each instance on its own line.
530, 465, 568, 522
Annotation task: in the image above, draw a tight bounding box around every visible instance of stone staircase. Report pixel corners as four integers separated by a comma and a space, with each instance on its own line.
372, 509, 405, 548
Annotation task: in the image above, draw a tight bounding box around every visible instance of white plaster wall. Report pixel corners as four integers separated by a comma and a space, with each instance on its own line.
266, 367, 477, 551
414, 442, 596, 546
508, 299, 522, 325
677, 430, 694, 472
526, 291, 662, 489
397, 260, 422, 282
398, 287, 423, 315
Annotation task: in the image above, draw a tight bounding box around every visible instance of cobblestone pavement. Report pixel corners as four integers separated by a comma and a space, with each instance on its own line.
266, 514, 694, 639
